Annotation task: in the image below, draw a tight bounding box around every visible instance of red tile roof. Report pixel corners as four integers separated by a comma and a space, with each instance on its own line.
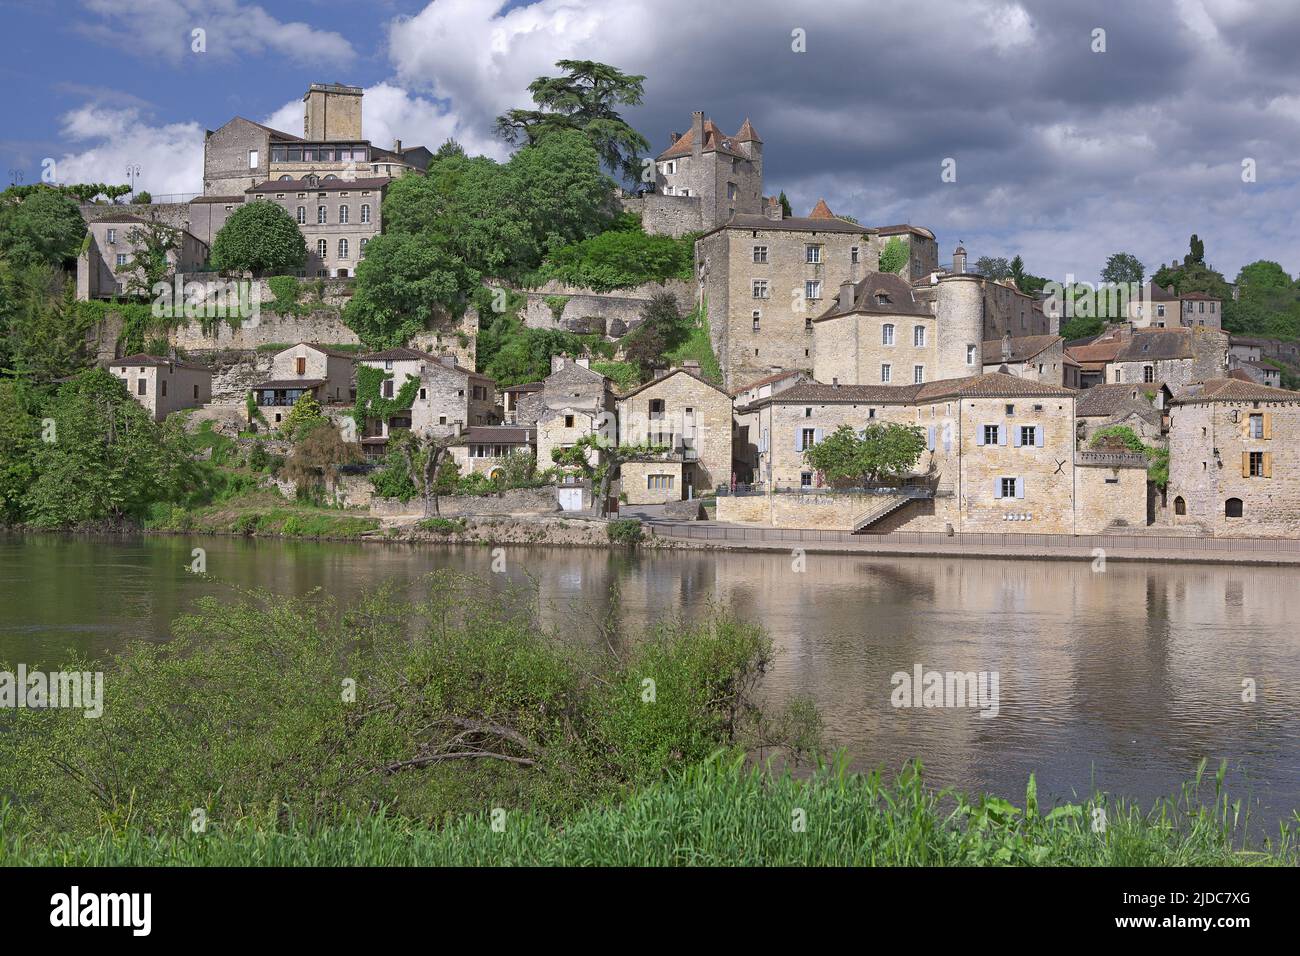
808, 198, 835, 219
1174, 378, 1299, 403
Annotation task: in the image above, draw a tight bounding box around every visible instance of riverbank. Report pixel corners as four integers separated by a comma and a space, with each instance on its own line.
3, 757, 1290, 867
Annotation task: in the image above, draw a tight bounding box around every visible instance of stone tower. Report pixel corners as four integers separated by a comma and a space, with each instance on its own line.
303, 83, 363, 141
933, 274, 985, 380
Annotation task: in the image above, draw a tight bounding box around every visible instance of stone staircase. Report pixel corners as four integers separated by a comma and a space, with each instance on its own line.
852, 488, 935, 533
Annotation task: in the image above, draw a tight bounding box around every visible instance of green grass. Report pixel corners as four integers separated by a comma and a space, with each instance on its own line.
665, 308, 723, 384
2, 756, 1290, 867
147, 488, 378, 538
592, 360, 640, 391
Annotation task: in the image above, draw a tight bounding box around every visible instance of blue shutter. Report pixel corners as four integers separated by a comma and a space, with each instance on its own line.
993, 478, 1002, 499
998, 425, 1008, 446
814, 428, 823, 444
1012, 427, 1022, 447
976, 427, 985, 447
943, 423, 952, 454
927, 426, 935, 451
795, 431, 803, 452
1035, 426, 1045, 448
1015, 477, 1025, 499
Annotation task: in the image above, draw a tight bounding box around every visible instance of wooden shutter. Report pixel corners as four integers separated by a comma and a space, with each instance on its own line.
1264, 412, 1273, 439
1015, 477, 1025, 499
1264, 452, 1273, 478
999, 425, 1008, 446
1241, 452, 1249, 478
1012, 427, 1022, 447
976, 427, 985, 446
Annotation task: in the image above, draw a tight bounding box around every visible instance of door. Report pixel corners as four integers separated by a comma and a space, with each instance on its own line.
558, 487, 584, 512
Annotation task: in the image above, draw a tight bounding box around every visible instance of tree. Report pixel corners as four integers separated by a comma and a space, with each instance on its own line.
494, 60, 650, 184
25, 368, 176, 526
877, 237, 908, 274
0, 186, 86, 268
0, 381, 37, 523
278, 392, 327, 441
801, 423, 926, 487
122, 218, 181, 296
1, 262, 92, 383
975, 256, 1011, 280
280, 419, 361, 499
389, 429, 457, 517
508, 130, 615, 256
778, 191, 792, 218
551, 433, 665, 516
622, 292, 686, 380
344, 231, 476, 348
1185, 234, 1205, 267
1100, 252, 1144, 287
209, 200, 307, 275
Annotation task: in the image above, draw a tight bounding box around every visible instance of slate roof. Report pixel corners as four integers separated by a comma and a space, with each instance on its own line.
874, 224, 936, 240
815, 272, 931, 320
1075, 383, 1161, 417
750, 372, 1075, 408
706, 213, 871, 236
109, 353, 212, 373
452, 426, 534, 445
1115, 330, 1194, 362
358, 346, 440, 362
1174, 379, 1300, 403
247, 177, 391, 193
253, 378, 326, 390
980, 335, 1061, 365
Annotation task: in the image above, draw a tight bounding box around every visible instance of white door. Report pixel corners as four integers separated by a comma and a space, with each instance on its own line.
558, 487, 583, 512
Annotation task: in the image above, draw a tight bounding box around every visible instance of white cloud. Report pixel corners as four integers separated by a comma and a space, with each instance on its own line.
50, 106, 205, 198
78, 0, 355, 66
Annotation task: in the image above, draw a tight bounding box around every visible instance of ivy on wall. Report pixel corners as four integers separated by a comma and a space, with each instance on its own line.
352, 364, 421, 430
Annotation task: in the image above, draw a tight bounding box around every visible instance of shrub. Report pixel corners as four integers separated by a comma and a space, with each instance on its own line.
417, 517, 467, 535
607, 518, 643, 545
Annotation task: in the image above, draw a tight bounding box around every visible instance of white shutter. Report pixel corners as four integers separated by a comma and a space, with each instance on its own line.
1012, 427, 1022, 447
927, 426, 935, 451
1015, 477, 1025, 499
998, 425, 1008, 446
1035, 427, 1045, 447
795, 431, 803, 452
814, 428, 823, 444
993, 478, 1002, 499
943, 423, 952, 453
976, 428, 985, 447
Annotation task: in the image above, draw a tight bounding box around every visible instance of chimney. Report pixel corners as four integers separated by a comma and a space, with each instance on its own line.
832, 377, 839, 388
1001, 331, 1012, 364
691, 111, 704, 160
669, 131, 681, 144
550, 355, 566, 375
838, 280, 855, 312
393, 138, 402, 153
439, 354, 457, 368
576, 357, 590, 369
764, 196, 783, 221
953, 245, 967, 275
682, 359, 701, 372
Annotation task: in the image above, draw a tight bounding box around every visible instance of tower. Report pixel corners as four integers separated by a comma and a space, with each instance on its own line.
303, 83, 363, 141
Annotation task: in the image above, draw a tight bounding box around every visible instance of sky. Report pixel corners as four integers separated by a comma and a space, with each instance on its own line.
3, 0, 1299, 283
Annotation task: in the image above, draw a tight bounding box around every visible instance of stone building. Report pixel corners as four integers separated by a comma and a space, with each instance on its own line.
724, 371, 1144, 533
696, 200, 876, 388
1226, 357, 1283, 388
356, 347, 497, 448
78, 213, 208, 300
252, 343, 355, 426
446, 426, 535, 478
873, 225, 940, 282
108, 354, 213, 422
1109, 327, 1228, 389
245, 175, 385, 278
523, 358, 618, 472
1074, 382, 1170, 444
1065, 327, 1126, 388
812, 272, 948, 386
1127, 282, 1223, 329
646, 112, 764, 236
615, 362, 733, 500
1166, 378, 1300, 536
980, 334, 1078, 387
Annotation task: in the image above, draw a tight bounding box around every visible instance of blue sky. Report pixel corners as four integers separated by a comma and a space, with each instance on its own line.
4, 0, 1299, 284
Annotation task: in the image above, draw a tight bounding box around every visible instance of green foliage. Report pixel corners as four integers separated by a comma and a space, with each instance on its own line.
535, 227, 694, 291
0, 186, 86, 268
1060, 316, 1108, 341
1152, 236, 1232, 304
663, 305, 723, 384
478, 314, 588, 387
802, 422, 927, 486
877, 237, 909, 274
352, 365, 420, 431
1222, 260, 1300, 340
778, 191, 792, 218
1089, 426, 1168, 488
209, 200, 307, 274
120, 219, 181, 296
1101, 252, 1145, 286
369, 447, 418, 501
606, 518, 643, 545
544, 294, 570, 320
591, 360, 639, 391
974, 256, 1011, 280
280, 420, 362, 498
2, 263, 95, 382
279, 392, 326, 441
0, 381, 38, 523
0, 575, 799, 840
622, 291, 688, 379
417, 517, 467, 534
494, 59, 650, 184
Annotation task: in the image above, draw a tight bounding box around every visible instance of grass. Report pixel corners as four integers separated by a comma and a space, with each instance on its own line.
665, 307, 723, 384
1, 756, 1290, 867
147, 487, 378, 538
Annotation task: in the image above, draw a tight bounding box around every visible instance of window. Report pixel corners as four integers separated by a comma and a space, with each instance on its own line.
753, 245, 768, 264
804, 407, 813, 418
338, 238, 348, 259
317, 206, 327, 224
419, 389, 426, 401
801, 428, 816, 451
1249, 413, 1264, 439
881, 363, 892, 383
966, 344, 977, 366
1174, 496, 1186, 515
360, 204, 371, 224
136, 378, 146, 396
805, 316, 813, 332
1157, 304, 1166, 318
296, 206, 306, 224
338, 204, 349, 224
983, 425, 1000, 445
295, 357, 306, 375
384, 360, 393, 370
360, 238, 368, 256
875, 293, 891, 305
1210, 302, 1216, 313
662, 160, 676, 175
1225, 497, 1244, 518
1005, 404, 1015, 415
882, 323, 895, 346
999, 477, 1018, 499
805, 245, 822, 264
913, 325, 926, 347
851, 246, 860, 265
1249, 451, 1265, 477
564, 415, 575, 428
752, 312, 760, 332
727, 182, 737, 200
248, 149, 259, 169
913, 365, 924, 384
752, 279, 769, 299
106, 228, 116, 243
1199, 302, 1205, 313
160, 380, 167, 397
804, 280, 822, 301
115, 253, 128, 266
800, 471, 813, 489
647, 474, 675, 491
1019, 425, 1036, 446
316, 239, 328, 259
1143, 365, 1154, 383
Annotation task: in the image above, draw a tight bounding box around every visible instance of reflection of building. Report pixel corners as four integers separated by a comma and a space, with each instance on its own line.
108, 354, 213, 422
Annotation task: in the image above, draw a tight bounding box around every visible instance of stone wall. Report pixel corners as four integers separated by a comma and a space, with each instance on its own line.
1074, 455, 1149, 533
620, 194, 704, 238
80, 203, 192, 230
371, 486, 559, 517
616, 368, 732, 492
171, 309, 360, 351
520, 279, 694, 338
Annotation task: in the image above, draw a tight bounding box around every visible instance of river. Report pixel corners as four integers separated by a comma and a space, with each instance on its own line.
1, 533, 1296, 827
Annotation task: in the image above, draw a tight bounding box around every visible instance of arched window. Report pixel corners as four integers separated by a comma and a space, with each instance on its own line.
338, 238, 348, 259
1174, 496, 1186, 516
278, 174, 292, 181
882, 323, 895, 346
338, 204, 349, 224
296, 206, 306, 224
322, 174, 338, 181
1225, 498, 1243, 518
360, 203, 371, 224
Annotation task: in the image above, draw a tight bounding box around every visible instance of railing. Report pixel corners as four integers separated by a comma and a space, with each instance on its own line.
1076, 450, 1148, 467
652, 524, 1300, 555
853, 486, 936, 532
718, 480, 933, 498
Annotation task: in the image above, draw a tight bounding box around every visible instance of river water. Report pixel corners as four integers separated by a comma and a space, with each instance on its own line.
1, 533, 1296, 826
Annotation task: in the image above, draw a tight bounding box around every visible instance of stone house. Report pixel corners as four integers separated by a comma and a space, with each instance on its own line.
1074, 382, 1170, 444
1110, 327, 1228, 389
446, 426, 535, 478
78, 214, 209, 300
909, 246, 1056, 339
1226, 358, 1282, 388
696, 200, 877, 388
981, 334, 1076, 387
252, 343, 354, 425
812, 272, 945, 387
872, 225, 940, 282
1065, 327, 1126, 389
243, 176, 385, 278
647, 112, 764, 235
1127, 282, 1223, 329
108, 354, 213, 422
728, 372, 1142, 533
502, 381, 543, 424
525, 358, 618, 472
1166, 378, 1300, 536
356, 347, 497, 445
615, 362, 733, 500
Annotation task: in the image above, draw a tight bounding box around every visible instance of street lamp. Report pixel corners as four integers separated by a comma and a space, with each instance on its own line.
125, 163, 142, 197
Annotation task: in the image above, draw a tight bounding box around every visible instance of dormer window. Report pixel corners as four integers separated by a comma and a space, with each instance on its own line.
875, 291, 891, 305
305, 174, 318, 187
